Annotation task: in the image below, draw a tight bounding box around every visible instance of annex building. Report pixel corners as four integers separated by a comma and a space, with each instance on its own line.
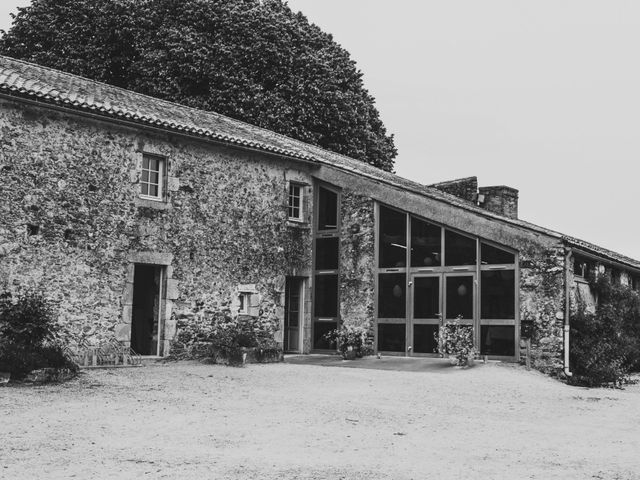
1, 55, 639, 373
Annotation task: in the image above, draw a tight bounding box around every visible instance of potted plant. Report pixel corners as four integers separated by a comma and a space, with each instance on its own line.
436, 316, 476, 367
323, 324, 374, 360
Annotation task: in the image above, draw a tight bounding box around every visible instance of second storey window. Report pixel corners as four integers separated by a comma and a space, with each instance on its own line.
140, 154, 164, 200
288, 183, 304, 221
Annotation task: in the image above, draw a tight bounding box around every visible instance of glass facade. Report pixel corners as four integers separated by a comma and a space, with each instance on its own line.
376, 204, 518, 358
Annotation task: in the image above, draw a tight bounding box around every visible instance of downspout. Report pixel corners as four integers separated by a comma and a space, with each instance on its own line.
563, 247, 573, 377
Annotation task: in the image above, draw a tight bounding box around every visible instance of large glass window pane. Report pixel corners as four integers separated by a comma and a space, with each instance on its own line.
480, 326, 515, 356
314, 321, 337, 349
318, 187, 338, 231
413, 277, 440, 319
481, 270, 515, 319
445, 230, 476, 266
445, 276, 473, 320
413, 324, 439, 354
378, 273, 406, 318
411, 217, 441, 267
481, 243, 515, 265
315, 237, 339, 270
378, 323, 406, 352
314, 275, 338, 317
379, 205, 407, 268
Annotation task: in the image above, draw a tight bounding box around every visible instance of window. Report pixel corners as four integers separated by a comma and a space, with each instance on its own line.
481, 270, 515, 319
313, 184, 341, 349
573, 255, 595, 279
140, 154, 165, 200
317, 186, 338, 231
288, 183, 304, 221
315, 237, 339, 270
239, 293, 251, 315
411, 217, 441, 267
445, 230, 476, 266
379, 205, 407, 268
481, 243, 515, 265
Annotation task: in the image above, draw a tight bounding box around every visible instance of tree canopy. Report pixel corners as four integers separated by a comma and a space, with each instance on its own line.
0, 0, 397, 171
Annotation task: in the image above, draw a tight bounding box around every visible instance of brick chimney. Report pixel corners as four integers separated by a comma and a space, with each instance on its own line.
478, 186, 519, 219
430, 176, 478, 203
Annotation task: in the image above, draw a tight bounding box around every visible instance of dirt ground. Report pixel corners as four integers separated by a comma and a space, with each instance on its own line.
1, 358, 639, 480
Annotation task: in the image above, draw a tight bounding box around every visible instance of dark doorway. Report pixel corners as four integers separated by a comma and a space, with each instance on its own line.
131, 264, 163, 355
284, 277, 303, 352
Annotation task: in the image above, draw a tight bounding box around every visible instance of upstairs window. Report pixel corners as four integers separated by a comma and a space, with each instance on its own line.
573, 255, 595, 279
379, 205, 407, 268
288, 183, 304, 221
317, 186, 338, 231
140, 154, 165, 201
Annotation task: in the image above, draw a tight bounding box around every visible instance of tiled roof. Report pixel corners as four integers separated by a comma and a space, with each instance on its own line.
1, 55, 639, 271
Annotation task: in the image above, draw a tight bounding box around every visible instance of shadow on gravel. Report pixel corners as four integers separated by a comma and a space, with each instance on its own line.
284, 354, 469, 373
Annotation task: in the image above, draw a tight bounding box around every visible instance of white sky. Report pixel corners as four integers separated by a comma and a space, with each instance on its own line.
2, 1, 640, 259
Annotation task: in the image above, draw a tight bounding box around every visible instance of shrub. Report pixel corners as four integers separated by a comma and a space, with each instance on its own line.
323, 324, 374, 359
0, 343, 77, 380
0, 290, 78, 380
172, 312, 281, 366
436, 316, 476, 366
569, 275, 640, 387
0, 290, 58, 347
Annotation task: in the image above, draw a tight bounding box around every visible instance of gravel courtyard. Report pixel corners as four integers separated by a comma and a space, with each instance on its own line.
2, 359, 639, 480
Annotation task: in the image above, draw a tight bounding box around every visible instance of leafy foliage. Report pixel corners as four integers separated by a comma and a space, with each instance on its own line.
437, 317, 476, 366
0, 0, 397, 171
569, 274, 640, 387
172, 312, 281, 365
323, 324, 374, 359
0, 290, 58, 347
0, 290, 77, 380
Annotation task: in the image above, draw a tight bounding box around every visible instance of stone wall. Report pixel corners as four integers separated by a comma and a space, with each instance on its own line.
430, 176, 478, 203
339, 189, 375, 331
519, 244, 566, 373
0, 99, 312, 353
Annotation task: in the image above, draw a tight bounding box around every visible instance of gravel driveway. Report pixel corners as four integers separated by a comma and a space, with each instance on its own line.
2, 359, 639, 479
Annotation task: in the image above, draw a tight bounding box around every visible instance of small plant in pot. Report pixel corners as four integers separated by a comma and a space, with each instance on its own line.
436, 316, 476, 367
323, 324, 374, 360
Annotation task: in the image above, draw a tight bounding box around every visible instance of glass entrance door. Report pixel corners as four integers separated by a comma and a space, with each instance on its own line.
409, 272, 476, 356
410, 275, 441, 355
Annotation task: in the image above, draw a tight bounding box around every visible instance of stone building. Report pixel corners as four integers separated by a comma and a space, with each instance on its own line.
1, 55, 639, 373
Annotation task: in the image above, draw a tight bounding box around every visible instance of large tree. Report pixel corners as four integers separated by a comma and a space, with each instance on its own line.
0, 0, 397, 171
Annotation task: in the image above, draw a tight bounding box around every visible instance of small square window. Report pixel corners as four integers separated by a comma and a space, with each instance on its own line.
288, 183, 304, 221
239, 293, 251, 314
140, 154, 165, 201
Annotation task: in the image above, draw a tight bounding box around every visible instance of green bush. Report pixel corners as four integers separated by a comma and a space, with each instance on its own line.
323, 325, 374, 359
0, 290, 77, 380
569, 275, 640, 387
437, 316, 476, 366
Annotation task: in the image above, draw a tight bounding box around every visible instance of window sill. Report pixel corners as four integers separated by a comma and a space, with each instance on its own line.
135, 196, 172, 210
286, 219, 311, 229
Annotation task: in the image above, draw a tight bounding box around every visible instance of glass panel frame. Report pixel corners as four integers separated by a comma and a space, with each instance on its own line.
379, 205, 408, 269
375, 202, 519, 360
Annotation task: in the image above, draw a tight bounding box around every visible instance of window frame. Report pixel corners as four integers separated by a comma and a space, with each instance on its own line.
374, 202, 520, 360
238, 292, 251, 315
287, 182, 305, 222
312, 183, 342, 351
139, 154, 166, 202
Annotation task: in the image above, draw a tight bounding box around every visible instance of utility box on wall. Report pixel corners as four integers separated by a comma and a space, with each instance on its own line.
521, 319, 534, 339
